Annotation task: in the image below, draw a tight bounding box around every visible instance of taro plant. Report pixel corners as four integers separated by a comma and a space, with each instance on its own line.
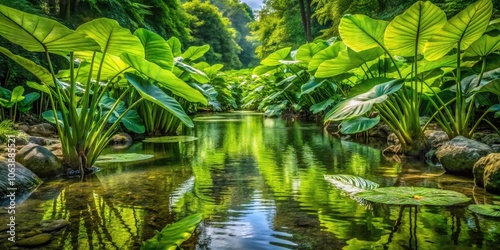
0, 85, 40, 121
0, 4, 207, 175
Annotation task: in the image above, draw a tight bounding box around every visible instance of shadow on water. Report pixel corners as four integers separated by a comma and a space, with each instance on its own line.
2, 112, 500, 249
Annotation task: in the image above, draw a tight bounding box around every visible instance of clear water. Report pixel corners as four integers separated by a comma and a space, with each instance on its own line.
2, 112, 500, 249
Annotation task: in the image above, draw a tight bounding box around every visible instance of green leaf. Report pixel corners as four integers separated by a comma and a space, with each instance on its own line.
0, 4, 100, 54
95, 153, 153, 163
143, 136, 198, 143
300, 77, 327, 97
356, 187, 471, 205
324, 175, 379, 194
125, 73, 194, 128
121, 53, 207, 104
308, 41, 346, 72
27, 81, 50, 94
468, 204, 500, 217
182, 45, 210, 61
340, 115, 381, 134
464, 34, 500, 57
385, 1, 446, 57
310, 97, 337, 114
0, 47, 54, 86
167, 37, 182, 57
18, 92, 40, 113
174, 59, 210, 83
42, 110, 65, 127
9, 86, 25, 104
134, 28, 174, 71
476, 79, 500, 96
252, 65, 280, 75
141, 214, 203, 250
99, 94, 145, 134
488, 103, 500, 112
324, 79, 404, 121
424, 0, 493, 61
315, 47, 384, 78
348, 77, 395, 97
260, 47, 291, 66
339, 14, 389, 52
76, 18, 144, 58
295, 42, 328, 66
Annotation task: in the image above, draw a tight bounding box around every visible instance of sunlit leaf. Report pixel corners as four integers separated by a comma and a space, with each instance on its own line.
308, 41, 346, 72
468, 204, 500, 217
339, 14, 388, 52
324, 175, 379, 195
340, 116, 380, 134
141, 213, 203, 250
134, 28, 174, 71
260, 47, 291, 66
356, 187, 471, 205
95, 153, 153, 163
182, 45, 210, 61
0, 47, 54, 86
167, 37, 182, 57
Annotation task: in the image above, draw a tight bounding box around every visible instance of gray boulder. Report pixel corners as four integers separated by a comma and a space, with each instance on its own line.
109, 132, 133, 147
15, 144, 62, 178
15, 233, 52, 247
473, 153, 500, 193
0, 159, 42, 200
28, 123, 55, 137
436, 136, 492, 175
425, 130, 449, 149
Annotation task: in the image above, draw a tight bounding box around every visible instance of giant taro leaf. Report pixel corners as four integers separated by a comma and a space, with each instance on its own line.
141, 213, 203, 250
356, 187, 471, 205
182, 45, 210, 61
308, 41, 346, 72
0, 4, 100, 54
99, 94, 145, 134
339, 14, 388, 52
315, 47, 384, 78
125, 73, 194, 127
121, 53, 207, 104
324, 79, 403, 121
468, 204, 500, 217
134, 28, 174, 71
0, 47, 54, 86
385, 1, 446, 57
167, 37, 182, 57
295, 42, 328, 66
424, 0, 493, 61
260, 47, 292, 66
340, 115, 381, 134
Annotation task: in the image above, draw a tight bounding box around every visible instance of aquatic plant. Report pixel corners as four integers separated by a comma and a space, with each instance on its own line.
141, 213, 203, 250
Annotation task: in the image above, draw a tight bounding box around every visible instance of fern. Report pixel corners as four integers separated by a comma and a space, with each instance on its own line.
0, 120, 16, 144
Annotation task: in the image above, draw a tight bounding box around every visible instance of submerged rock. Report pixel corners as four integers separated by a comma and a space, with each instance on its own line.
15, 233, 52, 247
15, 143, 62, 178
109, 132, 133, 147
436, 136, 492, 175
473, 153, 500, 194
40, 219, 71, 232
0, 159, 42, 201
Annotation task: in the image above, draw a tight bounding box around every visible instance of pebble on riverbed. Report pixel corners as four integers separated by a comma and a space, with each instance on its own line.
15, 233, 52, 247
40, 219, 71, 233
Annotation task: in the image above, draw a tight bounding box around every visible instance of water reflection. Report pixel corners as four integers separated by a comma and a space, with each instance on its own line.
2, 113, 500, 249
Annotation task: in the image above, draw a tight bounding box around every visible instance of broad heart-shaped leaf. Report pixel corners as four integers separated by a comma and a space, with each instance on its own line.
300, 77, 328, 97
348, 77, 394, 97
324, 79, 404, 121
141, 213, 203, 250
340, 115, 380, 134
339, 14, 389, 52
261, 47, 292, 66
324, 175, 379, 195
99, 94, 145, 134
76, 18, 144, 58
42, 110, 65, 127
296, 42, 328, 66
315, 47, 384, 78
167, 37, 182, 57
464, 33, 500, 57
71, 52, 131, 83
174, 58, 210, 83
9, 86, 25, 104
121, 53, 207, 104
385, 1, 446, 57
424, 0, 493, 61
125, 73, 194, 128
310, 97, 338, 114
95, 153, 153, 163
182, 45, 210, 61
468, 204, 500, 217
134, 28, 174, 71
18, 92, 40, 113
356, 187, 471, 205
0, 4, 100, 54
252, 65, 280, 75
0, 47, 54, 86
308, 41, 346, 72
476, 79, 500, 96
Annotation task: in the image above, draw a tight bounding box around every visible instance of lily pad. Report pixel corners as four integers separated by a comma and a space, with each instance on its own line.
143, 136, 198, 143
141, 213, 203, 249
95, 153, 154, 163
468, 204, 500, 217
193, 116, 226, 120
324, 175, 379, 194
356, 187, 471, 206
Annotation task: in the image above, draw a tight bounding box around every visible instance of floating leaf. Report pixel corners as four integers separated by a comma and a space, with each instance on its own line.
356, 187, 471, 206
468, 204, 500, 217
141, 213, 203, 250
143, 136, 198, 143
95, 153, 153, 163
324, 175, 379, 195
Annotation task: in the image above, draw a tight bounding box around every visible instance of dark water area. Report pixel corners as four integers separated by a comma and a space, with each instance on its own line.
2, 111, 500, 249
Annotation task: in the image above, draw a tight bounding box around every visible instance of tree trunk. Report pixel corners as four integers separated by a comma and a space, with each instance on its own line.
48, 0, 57, 16
305, 0, 312, 41
298, 0, 310, 42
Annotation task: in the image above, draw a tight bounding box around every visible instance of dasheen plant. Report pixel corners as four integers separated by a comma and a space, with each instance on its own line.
0, 4, 207, 175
